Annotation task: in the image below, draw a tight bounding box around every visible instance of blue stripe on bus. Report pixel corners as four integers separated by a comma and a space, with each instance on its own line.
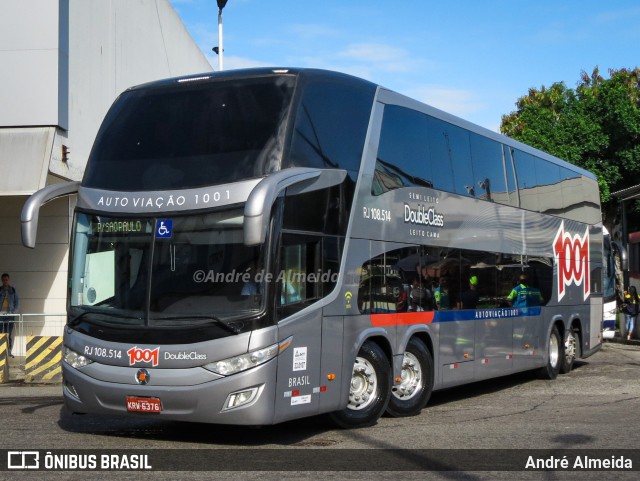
369, 307, 542, 328
433, 307, 542, 323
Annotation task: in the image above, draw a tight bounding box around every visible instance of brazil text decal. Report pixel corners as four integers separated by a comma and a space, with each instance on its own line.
553, 221, 590, 301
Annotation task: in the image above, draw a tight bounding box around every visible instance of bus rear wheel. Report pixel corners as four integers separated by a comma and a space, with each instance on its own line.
386, 337, 433, 417
329, 341, 391, 429
559, 327, 577, 374
538, 325, 562, 380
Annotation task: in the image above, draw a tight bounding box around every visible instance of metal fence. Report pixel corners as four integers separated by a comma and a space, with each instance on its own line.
1, 313, 65, 370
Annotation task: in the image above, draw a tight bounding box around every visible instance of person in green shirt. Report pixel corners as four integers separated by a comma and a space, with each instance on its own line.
434, 277, 450, 310
507, 273, 543, 308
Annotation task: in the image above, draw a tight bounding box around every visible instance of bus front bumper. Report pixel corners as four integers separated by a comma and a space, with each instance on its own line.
61, 360, 278, 425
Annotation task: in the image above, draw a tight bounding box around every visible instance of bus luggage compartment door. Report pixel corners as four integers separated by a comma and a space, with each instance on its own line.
439, 320, 475, 387
475, 316, 514, 380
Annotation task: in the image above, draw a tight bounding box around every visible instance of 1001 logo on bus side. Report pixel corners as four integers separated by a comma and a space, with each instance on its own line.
553, 221, 590, 301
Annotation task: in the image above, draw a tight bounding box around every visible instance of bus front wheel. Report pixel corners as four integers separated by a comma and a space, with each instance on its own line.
386, 337, 433, 417
329, 341, 391, 429
538, 325, 562, 380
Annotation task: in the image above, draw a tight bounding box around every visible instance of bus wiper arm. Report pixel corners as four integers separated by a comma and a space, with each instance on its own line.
68, 311, 89, 327
156, 315, 241, 335
68, 310, 143, 327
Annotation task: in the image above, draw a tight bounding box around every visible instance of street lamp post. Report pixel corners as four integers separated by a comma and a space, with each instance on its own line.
216, 0, 228, 71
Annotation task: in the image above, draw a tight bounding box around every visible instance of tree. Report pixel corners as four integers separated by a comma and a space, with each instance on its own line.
501, 67, 640, 224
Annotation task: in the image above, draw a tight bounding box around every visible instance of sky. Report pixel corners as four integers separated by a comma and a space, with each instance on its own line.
168, 0, 640, 132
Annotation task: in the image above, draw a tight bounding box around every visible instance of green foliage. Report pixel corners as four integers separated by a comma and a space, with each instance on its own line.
501, 67, 640, 208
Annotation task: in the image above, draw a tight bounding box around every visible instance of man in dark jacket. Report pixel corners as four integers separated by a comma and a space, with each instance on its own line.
0, 273, 20, 358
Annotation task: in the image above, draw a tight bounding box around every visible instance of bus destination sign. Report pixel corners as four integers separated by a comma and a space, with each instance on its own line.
92, 220, 145, 234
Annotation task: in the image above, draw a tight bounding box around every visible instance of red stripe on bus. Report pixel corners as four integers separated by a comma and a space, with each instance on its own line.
370, 312, 434, 327
629, 232, 640, 243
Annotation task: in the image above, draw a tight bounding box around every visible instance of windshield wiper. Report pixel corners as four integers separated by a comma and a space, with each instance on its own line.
68, 310, 90, 327
153, 315, 241, 335
68, 310, 143, 327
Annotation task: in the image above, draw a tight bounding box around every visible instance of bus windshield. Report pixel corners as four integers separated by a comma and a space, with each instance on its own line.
70, 209, 267, 328
82, 75, 296, 191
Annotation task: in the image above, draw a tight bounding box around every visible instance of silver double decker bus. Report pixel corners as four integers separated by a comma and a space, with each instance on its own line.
22, 68, 604, 428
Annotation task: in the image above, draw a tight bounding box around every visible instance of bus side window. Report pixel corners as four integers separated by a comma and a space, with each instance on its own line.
469, 134, 507, 204
426, 117, 455, 194
372, 105, 432, 195
279, 241, 308, 308
357, 249, 410, 314
443, 124, 475, 198
513, 149, 540, 212
276, 234, 341, 320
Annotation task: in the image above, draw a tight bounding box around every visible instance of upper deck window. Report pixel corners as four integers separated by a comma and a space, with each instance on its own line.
372, 105, 434, 194
83, 76, 296, 191
287, 79, 375, 180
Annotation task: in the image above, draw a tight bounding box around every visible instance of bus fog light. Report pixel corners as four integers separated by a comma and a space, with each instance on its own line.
63, 380, 80, 400
63, 347, 93, 369
223, 386, 262, 411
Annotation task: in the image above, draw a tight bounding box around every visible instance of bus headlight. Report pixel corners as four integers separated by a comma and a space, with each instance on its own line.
63, 347, 93, 369
205, 337, 292, 376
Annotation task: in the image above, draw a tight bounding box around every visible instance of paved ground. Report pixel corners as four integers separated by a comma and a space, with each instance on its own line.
1, 340, 639, 480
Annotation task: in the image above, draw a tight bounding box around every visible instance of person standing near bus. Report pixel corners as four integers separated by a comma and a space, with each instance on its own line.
0, 273, 19, 358
507, 273, 543, 308
623, 286, 639, 340
434, 277, 450, 310
458, 275, 480, 309
410, 276, 433, 311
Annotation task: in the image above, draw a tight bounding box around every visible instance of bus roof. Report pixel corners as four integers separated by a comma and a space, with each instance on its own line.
125, 67, 595, 182
125, 67, 377, 92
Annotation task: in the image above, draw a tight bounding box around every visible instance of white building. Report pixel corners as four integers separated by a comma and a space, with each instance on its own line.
0, 0, 212, 352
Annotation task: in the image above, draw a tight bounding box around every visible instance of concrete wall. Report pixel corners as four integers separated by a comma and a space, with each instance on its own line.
0, 194, 70, 354
0, 0, 69, 129
1, 0, 213, 189
54, 0, 213, 181
0, 0, 213, 343
0, 128, 55, 195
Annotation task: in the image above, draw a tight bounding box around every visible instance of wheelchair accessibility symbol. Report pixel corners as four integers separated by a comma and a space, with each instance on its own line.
156, 219, 173, 238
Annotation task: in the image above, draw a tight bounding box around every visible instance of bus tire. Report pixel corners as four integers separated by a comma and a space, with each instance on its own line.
386, 337, 433, 417
538, 325, 562, 380
559, 326, 577, 374
328, 341, 391, 429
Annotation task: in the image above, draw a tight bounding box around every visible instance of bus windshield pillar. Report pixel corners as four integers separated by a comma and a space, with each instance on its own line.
244, 168, 347, 246
21, 181, 80, 248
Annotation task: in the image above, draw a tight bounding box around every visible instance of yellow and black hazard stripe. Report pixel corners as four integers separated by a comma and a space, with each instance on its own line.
0, 333, 8, 383
25, 336, 62, 383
